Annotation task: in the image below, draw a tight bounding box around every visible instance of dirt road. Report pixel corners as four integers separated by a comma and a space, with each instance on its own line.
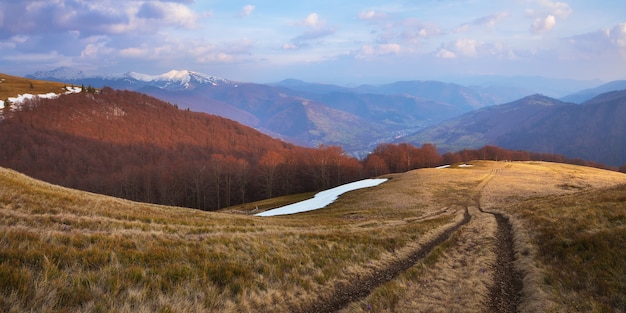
300, 164, 523, 313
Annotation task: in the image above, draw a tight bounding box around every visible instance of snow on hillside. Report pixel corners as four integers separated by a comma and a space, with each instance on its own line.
255, 178, 388, 217
0, 86, 82, 111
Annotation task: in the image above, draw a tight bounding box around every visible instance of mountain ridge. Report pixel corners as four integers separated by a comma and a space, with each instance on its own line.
404, 91, 626, 167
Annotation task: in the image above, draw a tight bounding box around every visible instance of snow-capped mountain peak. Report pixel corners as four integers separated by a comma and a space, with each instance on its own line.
27, 67, 232, 91
160, 70, 193, 81
123, 69, 230, 89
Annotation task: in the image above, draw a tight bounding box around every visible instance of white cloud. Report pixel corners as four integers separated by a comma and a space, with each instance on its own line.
119, 46, 148, 57
240, 5, 255, 17
285, 13, 335, 49
526, 0, 570, 34
454, 39, 479, 57
435, 39, 514, 60
80, 41, 113, 59
456, 12, 509, 32
358, 10, 388, 21
401, 20, 442, 42
355, 43, 401, 59
608, 23, 626, 47
436, 48, 456, 59
370, 18, 442, 47
303, 13, 321, 28
197, 52, 235, 63
137, 2, 199, 29
530, 14, 556, 33
564, 23, 626, 57
536, 0, 572, 19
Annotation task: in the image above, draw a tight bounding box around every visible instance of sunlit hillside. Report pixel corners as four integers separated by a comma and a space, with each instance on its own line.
0, 73, 71, 101
2, 161, 626, 312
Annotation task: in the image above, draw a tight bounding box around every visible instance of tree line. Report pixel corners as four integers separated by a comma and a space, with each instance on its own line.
0, 88, 620, 211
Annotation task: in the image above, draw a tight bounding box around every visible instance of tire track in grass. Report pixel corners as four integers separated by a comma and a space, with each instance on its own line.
477, 208, 523, 313
297, 208, 471, 313
477, 166, 523, 313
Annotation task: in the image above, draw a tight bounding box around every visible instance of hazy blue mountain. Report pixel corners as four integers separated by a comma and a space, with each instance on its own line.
560, 80, 626, 103
445, 75, 603, 98
404, 91, 626, 167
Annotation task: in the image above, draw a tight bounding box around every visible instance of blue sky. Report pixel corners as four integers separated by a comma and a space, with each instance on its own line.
1, 0, 625, 83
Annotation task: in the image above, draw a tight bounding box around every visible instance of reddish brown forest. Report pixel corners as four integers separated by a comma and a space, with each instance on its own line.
0, 88, 363, 211
364, 143, 614, 175
0, 88, 616, 211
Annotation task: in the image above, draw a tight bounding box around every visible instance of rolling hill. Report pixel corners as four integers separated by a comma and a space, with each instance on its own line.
404, 91, 626, 167
2, 160, 625, 312
0, 73, 71, 102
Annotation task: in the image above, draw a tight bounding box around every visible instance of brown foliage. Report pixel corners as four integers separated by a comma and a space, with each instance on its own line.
0, 88, 363, 210
367, 144, 615, 175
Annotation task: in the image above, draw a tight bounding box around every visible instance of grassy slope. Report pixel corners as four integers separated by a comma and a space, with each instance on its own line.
0, 167, 455, 312
2, 161, 626, 312
0, 73, 70, 101
477, 161, 626, 312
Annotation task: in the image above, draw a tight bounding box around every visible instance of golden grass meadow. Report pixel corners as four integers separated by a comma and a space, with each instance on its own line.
1, 161, 626, 312
0, 73, 71, 101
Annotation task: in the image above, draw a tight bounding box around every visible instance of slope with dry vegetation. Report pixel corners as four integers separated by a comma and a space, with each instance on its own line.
2, 161, 626, 312
0, 73, 71, 101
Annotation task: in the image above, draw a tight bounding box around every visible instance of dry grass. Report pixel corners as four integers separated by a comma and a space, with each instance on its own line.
475, 161, 626, 312
0, 168, 454, 312
339, 206, 498, 313
508, 185, 626, 312
0, 73, 71, 101
2, 160, 626, 312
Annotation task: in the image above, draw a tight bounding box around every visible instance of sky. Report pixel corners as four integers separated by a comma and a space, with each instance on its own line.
1, 0, 625, 84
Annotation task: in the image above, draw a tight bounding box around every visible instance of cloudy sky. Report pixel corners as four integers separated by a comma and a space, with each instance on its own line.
1, 0, 625, 83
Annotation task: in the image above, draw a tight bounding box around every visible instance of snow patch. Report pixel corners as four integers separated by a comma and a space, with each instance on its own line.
255, 178, 388, 217
3, 87, 82, 109
436, 164, 473, 169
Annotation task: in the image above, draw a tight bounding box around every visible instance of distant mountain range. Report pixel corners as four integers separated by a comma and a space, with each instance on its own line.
25, 67, 626, 165
25, 67, 537, 156
404, 91, 626, 167
28, 67, 230, 91
559, 80, 626, 103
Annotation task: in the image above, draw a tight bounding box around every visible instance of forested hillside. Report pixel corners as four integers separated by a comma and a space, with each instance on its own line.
0, 88, 362, 211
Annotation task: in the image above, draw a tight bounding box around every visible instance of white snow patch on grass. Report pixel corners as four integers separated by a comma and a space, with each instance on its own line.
435, 165, 451, 169
4, 87, 82, 109
255, 178, 388, 217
